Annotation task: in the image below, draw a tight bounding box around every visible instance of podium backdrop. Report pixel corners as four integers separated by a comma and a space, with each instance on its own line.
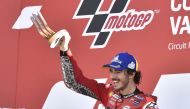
0, 0, 190, 109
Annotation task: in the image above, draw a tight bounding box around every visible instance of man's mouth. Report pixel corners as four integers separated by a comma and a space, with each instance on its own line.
112, 79, 120, 84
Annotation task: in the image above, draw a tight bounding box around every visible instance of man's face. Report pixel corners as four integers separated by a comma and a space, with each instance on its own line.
109, 68, 129, 91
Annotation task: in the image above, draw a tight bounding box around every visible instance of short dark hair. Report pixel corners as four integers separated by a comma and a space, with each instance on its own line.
125, 69, 142, 85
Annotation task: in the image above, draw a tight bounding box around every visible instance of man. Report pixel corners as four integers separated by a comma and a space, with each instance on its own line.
59, 37, 159, 109
30, 14, 158, 109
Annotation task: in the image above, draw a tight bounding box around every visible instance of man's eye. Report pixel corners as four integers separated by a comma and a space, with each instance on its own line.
109, 69, 122, 73
115, 71, 121, 73
109, 69, 113, 73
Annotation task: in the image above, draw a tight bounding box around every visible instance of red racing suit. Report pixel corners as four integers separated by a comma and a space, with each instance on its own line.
60, 51, 159, 109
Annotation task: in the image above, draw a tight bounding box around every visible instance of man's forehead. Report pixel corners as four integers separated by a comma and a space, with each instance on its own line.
109, 68, 123, 73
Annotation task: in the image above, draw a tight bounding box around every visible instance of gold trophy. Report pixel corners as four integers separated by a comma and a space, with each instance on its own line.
30, 12, 70, 50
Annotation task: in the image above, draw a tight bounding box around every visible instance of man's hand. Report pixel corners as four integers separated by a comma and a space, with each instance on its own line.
59, 29, 71, 51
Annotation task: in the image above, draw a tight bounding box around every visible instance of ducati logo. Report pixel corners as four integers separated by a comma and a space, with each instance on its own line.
73, 0, 155, 49
123, 105, 131, 109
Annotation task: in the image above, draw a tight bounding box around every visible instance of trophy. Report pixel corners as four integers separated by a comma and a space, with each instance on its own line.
30, 12, 70, 50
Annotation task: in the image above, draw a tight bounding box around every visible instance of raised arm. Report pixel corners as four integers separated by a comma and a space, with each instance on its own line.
31, 13, 109, 104
59, 50, 100, 99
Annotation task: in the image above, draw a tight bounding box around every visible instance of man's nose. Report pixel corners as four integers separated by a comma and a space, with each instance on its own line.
110, 73, 117, 79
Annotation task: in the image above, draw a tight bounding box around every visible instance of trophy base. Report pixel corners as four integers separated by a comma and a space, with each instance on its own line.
48, 30, 66, 48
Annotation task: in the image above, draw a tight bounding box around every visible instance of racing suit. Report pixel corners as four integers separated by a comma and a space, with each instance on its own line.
60, 50, 159, 109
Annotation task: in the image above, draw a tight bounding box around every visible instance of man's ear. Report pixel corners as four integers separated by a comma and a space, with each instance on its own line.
124, 69, 135, 79
128, 72, 135, 79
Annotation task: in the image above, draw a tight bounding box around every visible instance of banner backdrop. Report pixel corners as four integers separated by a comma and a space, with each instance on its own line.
0, 0, 190, 109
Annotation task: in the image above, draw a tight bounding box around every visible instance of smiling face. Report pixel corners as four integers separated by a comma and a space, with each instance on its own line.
109, 68, 130, 91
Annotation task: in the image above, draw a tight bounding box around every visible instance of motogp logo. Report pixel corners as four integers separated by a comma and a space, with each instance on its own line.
73, 0, 154, 49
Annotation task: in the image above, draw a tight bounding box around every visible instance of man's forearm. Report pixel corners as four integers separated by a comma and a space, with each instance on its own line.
60, 50, 98, 99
